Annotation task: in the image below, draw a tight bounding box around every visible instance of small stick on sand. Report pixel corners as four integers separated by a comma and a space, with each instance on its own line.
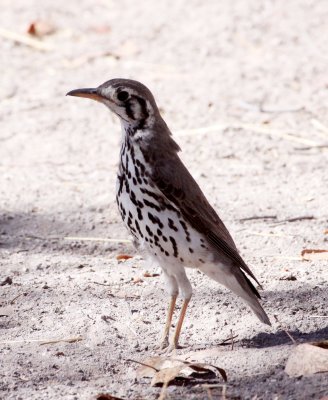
294, 144, 328, 151
40, 336, 83, 345
10, 293, 26, 305
272, 215, 315, 225
0, 27, 53, 51
125, 358, 160, 372
310, 118, 328, 136
230, 329, 235, 351
92, 281, 113, 287
239, 215, 277, 222
176, 121, 321, 146
218, 334, 239, 346
245, 231, 289, 238
272, 255, 304, 261
0, 336, 83, 345
64, 236, 132, 244
274, 315, 296, 344
259, 105, 305, 114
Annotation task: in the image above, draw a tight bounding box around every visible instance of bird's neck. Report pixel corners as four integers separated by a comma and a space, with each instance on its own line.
119, 117, 181, 172
119, 122, 150, 167
120, 120, 153, 146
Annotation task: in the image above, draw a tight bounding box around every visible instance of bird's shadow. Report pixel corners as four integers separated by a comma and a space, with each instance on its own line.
241, 326, 328, 349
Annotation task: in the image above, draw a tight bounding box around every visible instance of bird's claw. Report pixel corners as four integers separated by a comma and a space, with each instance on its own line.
160, 337, 169, 350
157, 338, 183, 355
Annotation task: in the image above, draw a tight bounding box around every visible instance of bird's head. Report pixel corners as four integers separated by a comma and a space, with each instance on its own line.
67, 78, 159, 130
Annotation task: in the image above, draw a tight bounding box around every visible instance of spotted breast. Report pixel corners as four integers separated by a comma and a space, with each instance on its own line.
116, 134, 212, 269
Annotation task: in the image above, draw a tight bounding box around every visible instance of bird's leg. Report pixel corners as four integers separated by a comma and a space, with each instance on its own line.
159, 271, 179, 350
160, 294, 177, 349
170, 297, 190, 350
166, 269, 192, 352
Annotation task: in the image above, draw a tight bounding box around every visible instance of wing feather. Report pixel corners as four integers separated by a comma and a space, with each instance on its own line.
150, 154, 262, 293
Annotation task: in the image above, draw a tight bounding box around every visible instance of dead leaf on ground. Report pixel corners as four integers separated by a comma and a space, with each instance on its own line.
136, 356, 227, 386
116, 254, 133, 261
27, 20, 56, 37
285, 341, 328, 377
301, 249, 328, 261
143, 272, 160, 278
324, 229, 328, 235
96, 394, 125, 400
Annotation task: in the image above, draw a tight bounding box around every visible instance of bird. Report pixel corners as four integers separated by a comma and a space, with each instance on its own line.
67, 79, 271, 351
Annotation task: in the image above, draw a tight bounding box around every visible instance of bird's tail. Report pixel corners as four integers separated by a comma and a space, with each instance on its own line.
200, 263, 271, 326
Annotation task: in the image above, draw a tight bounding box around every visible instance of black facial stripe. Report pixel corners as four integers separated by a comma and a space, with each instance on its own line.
136, 96, 149, 118
125, 100, 136, 120
123, 95, 149, 126
136, 96, 148, 129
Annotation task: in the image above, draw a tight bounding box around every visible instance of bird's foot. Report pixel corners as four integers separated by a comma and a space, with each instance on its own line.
157, 339, 184, 355
159, 337, 169, 350
165, 343, 179, 355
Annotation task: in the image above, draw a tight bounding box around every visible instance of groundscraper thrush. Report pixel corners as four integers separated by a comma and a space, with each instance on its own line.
67, 79, 271, 351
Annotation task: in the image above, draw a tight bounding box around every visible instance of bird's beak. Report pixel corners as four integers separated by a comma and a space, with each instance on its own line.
66, 88, 103, 102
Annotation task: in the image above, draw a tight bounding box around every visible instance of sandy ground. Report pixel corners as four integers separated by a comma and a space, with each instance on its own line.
1, 0, 328, 399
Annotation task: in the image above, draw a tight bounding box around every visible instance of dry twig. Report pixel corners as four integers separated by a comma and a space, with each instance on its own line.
274, 315, 296, 344
40, 336, 83, 345
0, 27, 53, 51
259, 104, 304, 114
239, 215, 277, 222
176, 121, 321, 146
126, 358, 160, 372
310, 118, 328, 135
10, 293, 26, 305
271, 216, 315, 225
0, 336, 83, 345
245, 230, 289, 238
218, 334, 239, 346
230, 329, 235, 351
92, 281, 113, 287
64, 236, 132, 244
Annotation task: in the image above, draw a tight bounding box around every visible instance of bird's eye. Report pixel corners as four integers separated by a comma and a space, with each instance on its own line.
117, 90, 129, 102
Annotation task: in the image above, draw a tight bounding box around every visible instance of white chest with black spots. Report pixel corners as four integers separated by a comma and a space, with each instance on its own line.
116, 138, 213, 268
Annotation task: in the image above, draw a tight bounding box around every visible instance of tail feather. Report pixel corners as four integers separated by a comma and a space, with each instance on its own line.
244, 292, 271, 326
200, 263, 271, 326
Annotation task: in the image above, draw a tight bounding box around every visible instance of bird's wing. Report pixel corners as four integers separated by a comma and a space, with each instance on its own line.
150, 153, 261, 289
